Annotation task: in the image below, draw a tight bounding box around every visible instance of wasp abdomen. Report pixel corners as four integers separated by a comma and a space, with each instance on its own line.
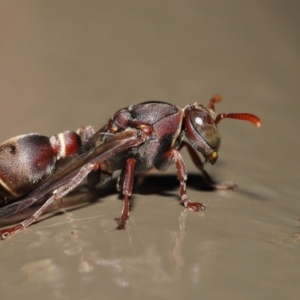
50, 131, 82, 159
0, 134, 56, 200
0, 131, 83, 202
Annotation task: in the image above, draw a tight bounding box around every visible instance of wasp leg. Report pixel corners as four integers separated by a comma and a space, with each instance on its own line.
115, 158, 136, 229
157, 149, 205, 211
180, 141, 237, 190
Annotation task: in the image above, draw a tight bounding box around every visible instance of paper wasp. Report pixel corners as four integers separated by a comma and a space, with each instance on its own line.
0, 95, 261, 239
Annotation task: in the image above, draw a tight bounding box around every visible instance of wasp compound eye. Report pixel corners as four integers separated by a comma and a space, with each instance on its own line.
190, 113, 220, 150
183, 105, 221, 162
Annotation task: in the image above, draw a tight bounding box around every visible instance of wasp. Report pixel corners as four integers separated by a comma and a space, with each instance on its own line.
0, 95, 261, 239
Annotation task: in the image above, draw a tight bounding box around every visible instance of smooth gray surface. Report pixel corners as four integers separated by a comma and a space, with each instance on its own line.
0, 1, 299, 300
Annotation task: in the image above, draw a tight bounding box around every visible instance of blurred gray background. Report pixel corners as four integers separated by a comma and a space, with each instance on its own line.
0, 1, 299, 300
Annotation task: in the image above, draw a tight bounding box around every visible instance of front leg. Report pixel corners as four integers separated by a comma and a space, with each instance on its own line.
156, 149, 205, 211
180, 141, 237, 190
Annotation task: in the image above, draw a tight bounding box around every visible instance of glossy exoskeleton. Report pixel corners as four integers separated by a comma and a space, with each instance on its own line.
0, 95, 260, 239
0, 131, 83, 202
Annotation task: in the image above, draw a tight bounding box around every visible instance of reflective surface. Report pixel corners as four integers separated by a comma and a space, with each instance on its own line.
0, 1, 299, 299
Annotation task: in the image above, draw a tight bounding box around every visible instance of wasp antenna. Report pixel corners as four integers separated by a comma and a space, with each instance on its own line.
215, 113, 261, 127
207, 94, 222, 112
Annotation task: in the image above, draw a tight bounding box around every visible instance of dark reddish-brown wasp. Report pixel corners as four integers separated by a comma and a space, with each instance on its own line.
0, 95, 261, 239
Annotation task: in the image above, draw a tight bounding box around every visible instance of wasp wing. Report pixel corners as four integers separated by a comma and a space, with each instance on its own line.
0, 129, 144, 219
